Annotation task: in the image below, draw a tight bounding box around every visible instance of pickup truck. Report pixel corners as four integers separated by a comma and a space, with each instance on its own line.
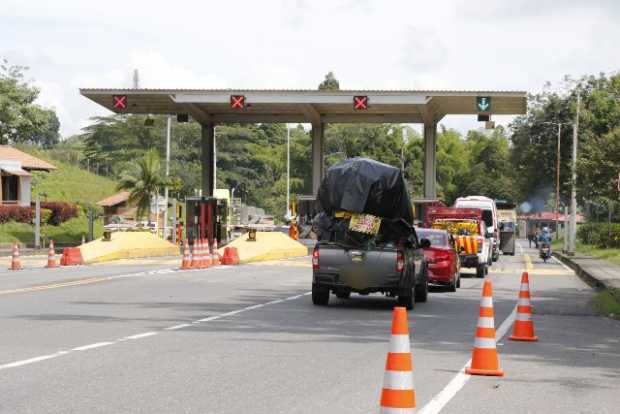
311, 230, 429, 309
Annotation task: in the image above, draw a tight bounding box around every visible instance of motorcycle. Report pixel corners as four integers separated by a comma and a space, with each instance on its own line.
539, 243, 551, 263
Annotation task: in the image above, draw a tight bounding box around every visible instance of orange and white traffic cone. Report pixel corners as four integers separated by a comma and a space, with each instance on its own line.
181, 239, 192, 270
190, 240, 199, 269
45, 239, 57, 268
380, 306, 416, 414
9, 242, 23, 271
212, 239, 221, 265
204, 241, 213, 268
509, 272, 538, 342
197, 239, 205, 269
465, 279, 504, 376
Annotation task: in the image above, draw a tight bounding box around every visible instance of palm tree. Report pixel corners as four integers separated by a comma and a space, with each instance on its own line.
117, 149, 167, 224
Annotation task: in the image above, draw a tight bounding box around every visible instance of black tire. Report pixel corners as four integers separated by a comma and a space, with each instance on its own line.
485, 264, 489, 275
312, 284, 329, 306
476, 264, 485, 278
415, 278, 428, 302
335, 291, 351, 299
448, 279, 457, 292
456, 273, 461, 288
397, 291, 413, 310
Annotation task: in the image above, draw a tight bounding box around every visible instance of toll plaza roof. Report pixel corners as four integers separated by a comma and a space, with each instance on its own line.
80, 88, 527, 124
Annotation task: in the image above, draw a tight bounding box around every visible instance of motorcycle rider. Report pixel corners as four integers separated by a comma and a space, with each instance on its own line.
538, 227, 552, 255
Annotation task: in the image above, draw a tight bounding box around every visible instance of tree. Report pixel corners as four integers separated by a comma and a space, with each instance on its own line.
318, 71, 340, 90
117, 149, 168, 223
0, 59, 60, 146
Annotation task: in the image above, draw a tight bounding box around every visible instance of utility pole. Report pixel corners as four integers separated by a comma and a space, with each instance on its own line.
163, 115, 171, 239
213, 127, 217, 193
132, 69, 140, 89
569, 94, 580, 255
286, 124, 291, 218
401, 126, 408, 178
555, 123, 562, 240
34, 195, 41, 249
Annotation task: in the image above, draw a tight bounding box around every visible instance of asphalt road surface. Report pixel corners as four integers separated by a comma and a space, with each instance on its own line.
0, 241, 618, 413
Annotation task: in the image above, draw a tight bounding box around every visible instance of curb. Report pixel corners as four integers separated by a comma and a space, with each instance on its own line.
553, 252, 613, 290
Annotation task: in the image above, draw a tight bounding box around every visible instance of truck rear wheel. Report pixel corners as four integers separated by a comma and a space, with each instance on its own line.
335, 291, 350, 299
312, 284, 330, 306
476, 264, 485, 278
397, 293, 413, 310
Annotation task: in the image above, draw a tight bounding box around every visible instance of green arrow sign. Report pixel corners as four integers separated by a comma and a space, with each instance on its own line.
477, 96, 491, 112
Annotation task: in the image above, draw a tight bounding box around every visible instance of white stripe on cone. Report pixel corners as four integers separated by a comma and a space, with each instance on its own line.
520, 283, 529, 291
518, 298, 531, 306
383, 370, 415, 390
474, 337, 497, 349
516, 313, 532, 321
480, 297, 493, 307
389, 335, 411, 353
476, 317, 495, 328
381, 407, 416, 414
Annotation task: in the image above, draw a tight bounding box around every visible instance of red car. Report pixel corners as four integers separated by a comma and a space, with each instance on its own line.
417, 228, 460, 291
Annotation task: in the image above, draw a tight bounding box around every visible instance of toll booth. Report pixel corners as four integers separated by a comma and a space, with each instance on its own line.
186, 197, 228, 246
295, 195, 322, 239
413, 198, 446, 226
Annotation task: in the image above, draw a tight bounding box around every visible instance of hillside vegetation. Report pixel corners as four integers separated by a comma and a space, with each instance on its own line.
15, 145, 118, 207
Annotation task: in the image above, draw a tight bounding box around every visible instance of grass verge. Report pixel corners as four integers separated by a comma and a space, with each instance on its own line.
592, 289, 620, 320
0, 216, 104, 245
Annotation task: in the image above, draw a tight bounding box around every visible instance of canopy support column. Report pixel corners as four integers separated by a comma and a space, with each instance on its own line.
312, 122, 324, 195
201, 122, 215, 197
423, 120, 437, 199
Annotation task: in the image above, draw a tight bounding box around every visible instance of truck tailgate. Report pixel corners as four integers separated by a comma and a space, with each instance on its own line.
318, 244, 400, 290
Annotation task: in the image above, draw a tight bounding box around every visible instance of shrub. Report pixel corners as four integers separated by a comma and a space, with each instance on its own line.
40, 208, 52, 224
41, 202, 79, 225
0, 206, 34, 224
578, 223, 620, 248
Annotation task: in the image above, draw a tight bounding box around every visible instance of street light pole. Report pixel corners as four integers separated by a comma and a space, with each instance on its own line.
163, 115, 171, 239
569, 94, 580, 255
286, 124, 291, 218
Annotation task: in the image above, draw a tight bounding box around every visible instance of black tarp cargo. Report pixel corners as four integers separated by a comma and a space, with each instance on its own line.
317, 158, 414, 225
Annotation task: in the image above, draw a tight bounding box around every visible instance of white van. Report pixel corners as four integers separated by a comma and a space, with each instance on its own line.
454, 196, 500, 262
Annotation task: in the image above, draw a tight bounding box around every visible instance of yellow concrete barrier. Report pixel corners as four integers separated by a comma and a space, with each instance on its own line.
79, 232, 179, 264
218, 232, 307, 264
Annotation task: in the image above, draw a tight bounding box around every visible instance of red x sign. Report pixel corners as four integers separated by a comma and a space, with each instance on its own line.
230, 95, 245, 109
353, 95, 368, 110
112, 95, 127, 109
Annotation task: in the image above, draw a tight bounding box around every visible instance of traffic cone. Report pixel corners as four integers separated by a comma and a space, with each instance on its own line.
190, 240, 199, 269
509, 272, 538, 342
181, 239, 192, 270
197, 239, 205, 269
45, 239, 57, 268
380, 307, 416, 413
204, 241, 213, 268
465, 279, 504, 376
212, 239, 221, 265
9, 242, 22, 271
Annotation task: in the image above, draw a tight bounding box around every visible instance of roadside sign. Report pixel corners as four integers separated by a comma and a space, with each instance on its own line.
112, 95, 127, 109
353, 95, 368, 110
476, 96, 491, 112
230, 95, 245, 109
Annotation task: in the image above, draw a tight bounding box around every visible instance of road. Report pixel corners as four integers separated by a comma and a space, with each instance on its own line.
0, 241, 618, 413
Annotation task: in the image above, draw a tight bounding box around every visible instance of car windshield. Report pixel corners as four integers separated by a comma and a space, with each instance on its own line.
417, 230, 447, 246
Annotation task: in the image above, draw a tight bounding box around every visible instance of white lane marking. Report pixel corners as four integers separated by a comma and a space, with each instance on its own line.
418, 306, 517, 414
0, 351, 67, 370
164, 323, 192, 331
72, 341, 115, 351
0, 291, 310, 371
123, 332, 158, 340
517, 243, 524, 255
552, 256, 573, 273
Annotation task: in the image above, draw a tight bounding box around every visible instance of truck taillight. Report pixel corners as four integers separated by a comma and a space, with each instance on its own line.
396, 250, 405, 273
312, 247, 320, 269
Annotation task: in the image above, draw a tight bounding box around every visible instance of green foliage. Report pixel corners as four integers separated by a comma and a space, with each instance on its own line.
593, 289, 620, 320
577, 222, 620, 248
16, 145, 117, 208
117, 149, 168, 221
0, 59, 60, 146
0, 215, 103, 245
318, 71, 340, 90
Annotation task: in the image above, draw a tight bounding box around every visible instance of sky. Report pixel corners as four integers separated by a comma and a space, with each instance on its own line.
2, 0, 619, 137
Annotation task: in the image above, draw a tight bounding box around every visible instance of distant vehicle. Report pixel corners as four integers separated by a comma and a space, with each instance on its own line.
416, 228, 460, 291
425, 206, 493, 278
454, 196, 500, 262
539, 242, 551, 262
496, 200, 517, 256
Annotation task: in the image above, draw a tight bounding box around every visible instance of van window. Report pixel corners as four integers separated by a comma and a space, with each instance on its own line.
481, 210, 493, 228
